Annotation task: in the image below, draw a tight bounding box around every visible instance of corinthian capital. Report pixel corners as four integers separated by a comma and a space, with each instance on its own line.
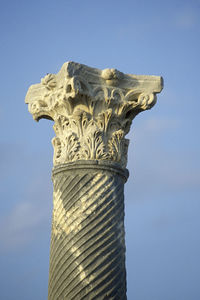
25, 62, 163, 167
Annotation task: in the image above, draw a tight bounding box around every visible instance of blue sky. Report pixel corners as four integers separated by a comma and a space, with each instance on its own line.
0, 0, 200, 299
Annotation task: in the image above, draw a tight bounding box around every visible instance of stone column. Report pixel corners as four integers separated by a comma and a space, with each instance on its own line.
25, 62, 163, 300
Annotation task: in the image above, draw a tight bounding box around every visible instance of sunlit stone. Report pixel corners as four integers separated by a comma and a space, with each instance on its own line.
25, 61, 163, 300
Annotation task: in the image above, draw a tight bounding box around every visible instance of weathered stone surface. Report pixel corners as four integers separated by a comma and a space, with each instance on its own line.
25, 62, 163, 300
25, 61, 163, 168
49, 161, 128, 300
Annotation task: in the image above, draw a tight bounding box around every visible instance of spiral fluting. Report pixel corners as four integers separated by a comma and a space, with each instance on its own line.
48, 162, 128, 300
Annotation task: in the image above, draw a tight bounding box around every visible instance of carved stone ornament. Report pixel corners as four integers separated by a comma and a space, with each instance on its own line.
25, 62, 163, 167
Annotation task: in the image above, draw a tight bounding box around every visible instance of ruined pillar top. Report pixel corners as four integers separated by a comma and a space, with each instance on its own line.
25, 61, 163, 168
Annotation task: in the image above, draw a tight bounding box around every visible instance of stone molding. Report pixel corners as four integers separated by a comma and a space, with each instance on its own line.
52, 160, 129, 183
25, 62, 163, 167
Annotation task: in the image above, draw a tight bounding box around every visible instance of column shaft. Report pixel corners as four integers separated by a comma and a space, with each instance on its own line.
48, 162, 128, 300
25, 61, 163, 299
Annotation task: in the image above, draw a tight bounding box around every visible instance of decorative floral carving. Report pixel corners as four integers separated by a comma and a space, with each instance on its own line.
108, 130, 124, 161
41, 74, 57, 90
138, 92, 156, 109
107, 130, 129, 167
64, 133, 80, 161
81, 130, 105, 160
52, 137, 62, 164
25, 62, 163, 167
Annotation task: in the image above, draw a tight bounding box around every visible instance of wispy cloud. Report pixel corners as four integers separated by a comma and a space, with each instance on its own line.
174, 8, 198, 29
0, 174, 52, 252
0, 202, 44, 249
135, 117, 181, 133
0, 199, 50, 253
126, 116, 200, 199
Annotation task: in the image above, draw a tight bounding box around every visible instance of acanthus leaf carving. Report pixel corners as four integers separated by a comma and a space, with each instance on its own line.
25, 62, 163, 167
108, 130, 129, 167
81, 130, 107, 160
